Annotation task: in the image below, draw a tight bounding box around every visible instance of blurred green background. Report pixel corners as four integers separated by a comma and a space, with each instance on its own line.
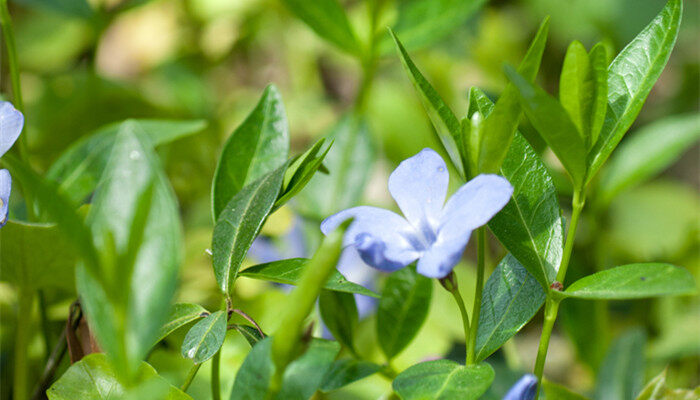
1, 0, 698, 398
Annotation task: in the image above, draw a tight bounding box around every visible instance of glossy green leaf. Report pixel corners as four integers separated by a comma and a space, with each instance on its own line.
562, 263, 696, 300
505, 65, 588, 187
470, 87, 564, 287
181, 311, 227, 364
595, 329, 646, 400
274, 138, 331, 210
0, 221, 76, 291
47, 354, 192, 400
392, 360, 494, 400
390, 29, 465, 178
239, 258, 378, 298
231, 324, 266, 347
319, 290, 358, 352
279, 0, 359, 55
156, 303, 208, 345
635, 369, 700, 400
320, 360, 381, 392
297, 115, 374, 219
475, 254, 546, 361
212, 163, 288, 295
377, 266, 433, 360
77, 128, 182, 379
588, 0, 683, 180
230, 337, 340, 400
379, 0, 487, 54
48, 119, 206, 204
598, 113, 700, 204
476, 17, 549, 174
212, 84, 289, 219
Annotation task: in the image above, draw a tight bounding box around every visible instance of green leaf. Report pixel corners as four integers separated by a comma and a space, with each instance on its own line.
156, 303, 208, 345
595, 329, 646, 400
476, 17, 549, 174
559, 40, 608, 148
297, 115, 375, 219
505, 65, 588, 187
0, 221, 76, 291
635, 369, 700, 400
319, 290, 358, 352
77, 128, 182, 379
279, 0, 360, 55
231, 324, 266, 347
47, 354, 192, 400
562, 263, 697, 300
239, 258, 379, 298
212, 163, 288, 295
390, 29, 465, 178
588, 0, 683, 181
274, 138, 331, 210
230, 337, 340, 400
320, 360, 381, 392
377, 266, 433, 360
475, 254, 546, 361
212, 84, 289, 219
392, 360, 494, 400
542, 379, 591, 400
48, 119, 206, 204
378, 0, 487, 54
181, 310, 227, 364
471, 87, 564, 288
598, 113, 700, 204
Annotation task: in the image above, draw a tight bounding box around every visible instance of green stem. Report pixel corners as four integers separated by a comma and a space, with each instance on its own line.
14, 287, 33, 400
353, 0, 383, 112
180, 363, 201, 393
450, 287, 471, 363
211, 350, 221, 400
533, 297, 560, 398
0, 0, 26, 155
37, 291, 51, 361
466, 227, 486, 365
555, 190, 585, 283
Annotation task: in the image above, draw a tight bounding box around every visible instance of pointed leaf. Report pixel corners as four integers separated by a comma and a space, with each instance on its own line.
392, 360, 494, 400
212, 84, 289, 219
279, 0, 360, 55
274, 138, 331, 210
156, 303, 208, 345
181, 311, 227, 364
320, 360, 381, 392
231, 324, 266, 347
319, 290, 358, 352
636, 369, 700, 400
588, 0, 683, 180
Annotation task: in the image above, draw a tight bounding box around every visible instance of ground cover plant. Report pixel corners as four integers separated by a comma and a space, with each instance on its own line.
0, 0, 698, 399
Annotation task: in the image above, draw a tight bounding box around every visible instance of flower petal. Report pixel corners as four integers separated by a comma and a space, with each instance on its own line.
503, 374, 537, 400
440, 174, 513, 232
0, 169, 11, 228
321, 206, 421, 272
416, 228, 472, 278
0, 101, 24, 157
388, 148, 448, 234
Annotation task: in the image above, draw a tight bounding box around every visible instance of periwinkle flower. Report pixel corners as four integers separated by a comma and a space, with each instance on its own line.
503, 374, 537, 400
321, 148, 513, 279
0, 101, 24, 227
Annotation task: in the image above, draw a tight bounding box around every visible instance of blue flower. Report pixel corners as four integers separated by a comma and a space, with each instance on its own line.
0, 101, 24, 227
503, 374, 537, 400
320, 148, 513, 278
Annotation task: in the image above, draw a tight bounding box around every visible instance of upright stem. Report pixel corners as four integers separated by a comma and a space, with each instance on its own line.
37, 291, 51, 361
533, 297, 560, 397
180, 363, 201, 393
555, 190, 585, 283
211, 350, 221, 400
466, 227, 486, 365
14, 287, 33, 400
353, 0, 382, 112
447, 280, 470, 363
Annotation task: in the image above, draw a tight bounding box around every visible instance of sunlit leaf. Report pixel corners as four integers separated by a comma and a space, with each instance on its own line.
392, 360, 494, 400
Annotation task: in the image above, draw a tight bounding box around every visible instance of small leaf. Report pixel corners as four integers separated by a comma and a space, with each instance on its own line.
635, 369, 700, 400
156, 303, 208, 345
274, 138, 332, 210
390, 29, 465, 178
212, 163, 288, 295
319, 290, 358, 352
239, 258, 379, 298
231, 324, 266, 347
46, 354, 192, 400
320, 360, 381, 392
377, 266, 433, 360
392, 360, 494, 400
598, 113, 700, 204
595, 329, 646, 400
48, 119, 206, 204
475, 254, 546, 361
562, 263, 696, 300
542, 379, 591, 400
588, 0, 683, 181
505, 65, 588, 187
181, 311, 227, 364
279, 0, 360, 55
212, 84, 289, 219
588, 42, 609, 148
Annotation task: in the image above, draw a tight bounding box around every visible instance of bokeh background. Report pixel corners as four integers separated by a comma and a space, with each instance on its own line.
1, 0, 698, 398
